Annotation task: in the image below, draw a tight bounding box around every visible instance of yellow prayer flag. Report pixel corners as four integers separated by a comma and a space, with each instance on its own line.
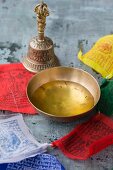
78, 35, 113, 79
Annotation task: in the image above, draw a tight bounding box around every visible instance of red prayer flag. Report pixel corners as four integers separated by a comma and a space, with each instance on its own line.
52, 113, 113, 160
0, 63, 37, 114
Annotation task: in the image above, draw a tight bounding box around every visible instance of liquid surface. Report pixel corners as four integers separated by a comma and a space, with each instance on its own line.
31, 80, 94, 117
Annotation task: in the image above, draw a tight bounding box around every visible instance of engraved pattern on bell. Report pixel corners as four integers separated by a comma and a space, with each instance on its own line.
28, 49, 54, 62
31, 37, 53, 50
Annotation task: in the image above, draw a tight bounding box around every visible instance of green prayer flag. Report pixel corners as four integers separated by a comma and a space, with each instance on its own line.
98, 79, 113, 116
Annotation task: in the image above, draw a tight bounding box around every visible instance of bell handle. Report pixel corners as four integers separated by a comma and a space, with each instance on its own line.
34, 1, 49, 41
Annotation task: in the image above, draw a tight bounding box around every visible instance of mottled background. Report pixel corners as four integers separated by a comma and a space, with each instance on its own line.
0, 0, 113, 169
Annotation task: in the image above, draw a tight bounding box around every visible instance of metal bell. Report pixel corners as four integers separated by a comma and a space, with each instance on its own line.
23, 2, 59, 73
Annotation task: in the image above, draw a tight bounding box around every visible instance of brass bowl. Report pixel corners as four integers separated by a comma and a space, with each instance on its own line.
27, 67, 100, 121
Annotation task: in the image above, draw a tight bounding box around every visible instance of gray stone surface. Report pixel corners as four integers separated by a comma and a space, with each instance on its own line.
0, 0, 113, 169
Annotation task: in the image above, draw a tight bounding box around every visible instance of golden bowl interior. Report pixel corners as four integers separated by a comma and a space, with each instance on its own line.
27, 67, 100, 119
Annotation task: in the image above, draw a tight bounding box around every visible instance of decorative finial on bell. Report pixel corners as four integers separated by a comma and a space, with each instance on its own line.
23, 1, 60, 73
